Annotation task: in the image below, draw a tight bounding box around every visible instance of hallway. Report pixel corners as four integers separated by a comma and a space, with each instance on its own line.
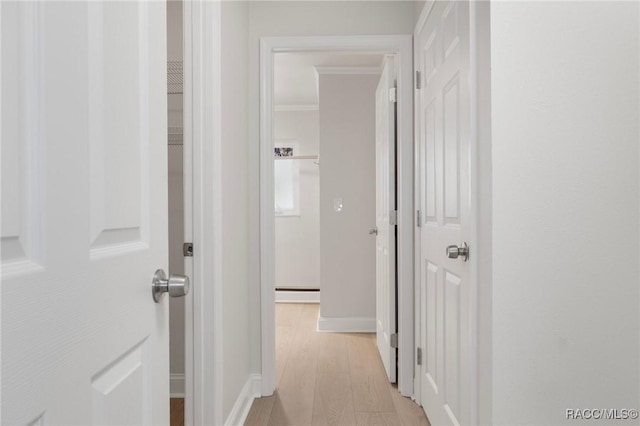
245, 304, 430, 426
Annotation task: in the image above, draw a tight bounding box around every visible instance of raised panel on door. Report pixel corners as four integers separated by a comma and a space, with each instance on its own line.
424, 30, 438, 86
423, 99, 437, 224
443, 76, 460, 224
89, 1, 149, 258
1, 1, 44, 277
422, 261, 438, 391
442, 2, 459, 60
91, 340, 151, 426
1, 2, 169, 424
444, 270, 461, 419
417, 1, 474, 425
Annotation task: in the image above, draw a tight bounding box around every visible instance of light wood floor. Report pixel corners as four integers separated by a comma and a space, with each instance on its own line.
245, 303, 431, 426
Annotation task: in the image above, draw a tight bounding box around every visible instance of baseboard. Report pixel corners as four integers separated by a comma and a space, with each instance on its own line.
317, 316, 376, 332
224, 374, 262, 426
275, 290, 320, 303
170, 373, 185, 398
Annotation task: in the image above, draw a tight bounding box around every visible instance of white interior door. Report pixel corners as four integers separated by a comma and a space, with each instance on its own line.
1, 2, 170, 424
416, 1, 474, 425
375, 56, 397, 383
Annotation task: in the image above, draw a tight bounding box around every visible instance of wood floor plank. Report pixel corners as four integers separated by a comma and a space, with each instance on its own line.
346, 333, 388, 377
170, 398, 184, 426
245, 395, 276, 426
317, 332, 350, 374
276, 303, 303, 326
350, 374, 396, 413
288, 307, 320, 360
347, 334, 395, 412
277, 304, 314, 385
356, 412, 403, 426
311, 371, 356, 425
276, 325, 296, 357
266, 393, 288, 426
276, 324, 296, 385
270, 356, 318, 425
388, 386, 431, 426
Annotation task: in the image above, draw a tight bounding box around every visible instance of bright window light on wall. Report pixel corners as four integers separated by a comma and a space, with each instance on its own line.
274, 140, 300, 216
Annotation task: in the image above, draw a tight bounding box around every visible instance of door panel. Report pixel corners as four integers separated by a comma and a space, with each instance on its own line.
0, 1, 44, 274
1, 2, 169, 424
375, 56, 397, 383
424, 100, 437, 222
89, 1, 148, 254
417, 1, 473, 425
91, 341, 151, 425
443, 77, 460, 222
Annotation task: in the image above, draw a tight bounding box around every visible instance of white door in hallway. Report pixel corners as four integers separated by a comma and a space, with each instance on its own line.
416, 1, 474, 424
375, 55, 397, 383
2, 2, 171, 424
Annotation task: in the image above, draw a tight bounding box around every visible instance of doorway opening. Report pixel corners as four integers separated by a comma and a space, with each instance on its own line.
272, 52, 402, 423
167, 2, 224, 426
167, 1, 185, 425
259, 35, 415, 402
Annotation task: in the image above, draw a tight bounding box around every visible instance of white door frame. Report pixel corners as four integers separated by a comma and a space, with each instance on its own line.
412, 1, 492, 422
259, 35, 415, 397
183, 1, 223, 425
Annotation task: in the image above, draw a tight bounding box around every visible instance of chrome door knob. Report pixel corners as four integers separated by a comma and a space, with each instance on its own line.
152, 269, 190, 303
446, 242, 469, 262
369, 227, 378, 235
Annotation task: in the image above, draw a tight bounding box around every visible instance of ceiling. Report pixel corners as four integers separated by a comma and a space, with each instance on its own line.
274, 52, 384, 106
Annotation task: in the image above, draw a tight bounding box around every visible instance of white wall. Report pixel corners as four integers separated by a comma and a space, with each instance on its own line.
221, 0, 252, 421
167, 0, 182, 63
274, 110, 320, 289
414, 0, 426, 20
216, 2, 640, 421
168, 149, 184, 379
167, 0, 184, 383
247, 0, 419, 373
490, 2, 639, 424
317, 73, 379, 321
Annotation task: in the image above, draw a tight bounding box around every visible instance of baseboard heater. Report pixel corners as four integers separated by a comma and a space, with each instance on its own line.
275, 288, 320, 303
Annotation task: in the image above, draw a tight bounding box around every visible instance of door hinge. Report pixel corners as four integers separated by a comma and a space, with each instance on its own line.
389, 87, 397, 103
390, 333, 398, 348
416, 210, 421, 228
183, 242, 194, 257
416, 70, 422, 90
390, 210, 398, 226
417, 347, 422, 365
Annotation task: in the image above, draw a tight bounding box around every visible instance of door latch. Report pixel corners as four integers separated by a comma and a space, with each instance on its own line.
152, 269, 190, 303
390, 333, 398, 348
446, 242, 469, 262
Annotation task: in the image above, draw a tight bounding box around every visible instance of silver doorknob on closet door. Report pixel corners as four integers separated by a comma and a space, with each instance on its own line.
152, 269, 190, 303
446, 242, 469, 262
369, 227, 378, 235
